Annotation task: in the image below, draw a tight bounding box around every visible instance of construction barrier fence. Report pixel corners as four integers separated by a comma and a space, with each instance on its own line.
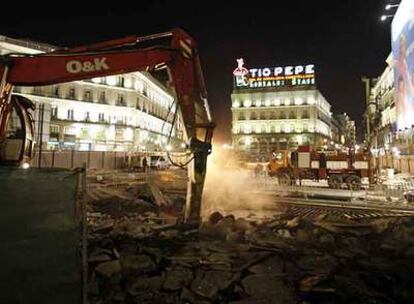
0, 167, 86, 304
373, 155, 414, 175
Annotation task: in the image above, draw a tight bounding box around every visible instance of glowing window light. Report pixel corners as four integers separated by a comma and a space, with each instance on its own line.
107, 125, 116, 141
123, 128, 133, 141
285, 125, 291, 133
295, 97, 303, 105
89, 125, 100, 138
392, 147, 400, 157
274, 124, 280, 133
274, 99, 280, 106
244, 125, 251, 134
91, 77, 101, 84
124, 78, 133, 88
245, 137, 251, 146
73, 109, 83, 121
307, 97, 315, 105
233, 101, 240, 108
244, 100, 252, 107
255, 100, 262, 107
106, 76, 117, 86
135, 80, 144, 93
265, 100, 271, 107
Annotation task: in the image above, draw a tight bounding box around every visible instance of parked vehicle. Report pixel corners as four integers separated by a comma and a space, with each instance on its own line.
267, 145, 372, 189
150, 156, 171, 170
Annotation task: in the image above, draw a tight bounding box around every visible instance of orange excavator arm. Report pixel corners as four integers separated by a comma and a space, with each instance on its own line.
2, 49, 173, 86
0, 28, 214, 225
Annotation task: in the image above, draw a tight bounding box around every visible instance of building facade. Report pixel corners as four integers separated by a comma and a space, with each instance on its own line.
362, 1, 414, 174
231, 60, 335, 159
332, 113, 357, 148
366, 54, 414, 159
0, 35, 184, 152
366, 54, 401, 156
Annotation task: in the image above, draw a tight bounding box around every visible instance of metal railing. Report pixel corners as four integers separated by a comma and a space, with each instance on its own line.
249, 174, 414, 207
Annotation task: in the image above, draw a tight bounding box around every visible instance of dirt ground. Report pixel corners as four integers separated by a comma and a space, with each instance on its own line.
86, 170, 414, 304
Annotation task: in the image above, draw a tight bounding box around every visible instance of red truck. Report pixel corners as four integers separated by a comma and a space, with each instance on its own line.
268, 145, 371, 189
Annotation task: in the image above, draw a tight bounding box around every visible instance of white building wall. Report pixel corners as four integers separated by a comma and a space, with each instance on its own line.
231, 89, 332, 137
0, 35, 183, 152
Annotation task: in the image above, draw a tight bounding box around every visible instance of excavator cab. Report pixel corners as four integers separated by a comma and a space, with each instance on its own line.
0, 95, 35, 166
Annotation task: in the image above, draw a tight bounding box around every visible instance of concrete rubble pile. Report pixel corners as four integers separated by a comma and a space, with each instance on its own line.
86, 189, 414, 304
87, 184, 184, 237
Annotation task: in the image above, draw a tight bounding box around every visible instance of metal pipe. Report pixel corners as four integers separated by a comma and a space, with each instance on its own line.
37, 103, 44, 168
81, 164, 88, 304
135, 31, 173, 43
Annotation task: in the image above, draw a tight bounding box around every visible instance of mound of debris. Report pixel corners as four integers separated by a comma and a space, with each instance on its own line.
87, 207, 414, 304
87, 183, 184, 240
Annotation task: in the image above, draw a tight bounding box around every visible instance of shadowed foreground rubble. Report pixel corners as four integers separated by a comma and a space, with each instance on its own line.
87, 185, 414, 304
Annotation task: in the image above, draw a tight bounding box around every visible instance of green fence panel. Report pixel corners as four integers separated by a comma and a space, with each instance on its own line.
0, 167, 83, 304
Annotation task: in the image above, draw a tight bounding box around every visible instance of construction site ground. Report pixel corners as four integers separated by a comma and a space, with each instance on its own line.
86, 168, 414, 304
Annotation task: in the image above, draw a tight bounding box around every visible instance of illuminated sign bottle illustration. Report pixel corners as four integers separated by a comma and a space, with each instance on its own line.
233, 58, 249, 87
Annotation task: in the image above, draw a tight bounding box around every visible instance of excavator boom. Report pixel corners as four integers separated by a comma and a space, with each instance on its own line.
0, 28, 214, 225
2, 49, 173, 86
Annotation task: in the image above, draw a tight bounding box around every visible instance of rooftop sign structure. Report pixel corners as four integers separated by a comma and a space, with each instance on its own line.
233, 58, 315, 90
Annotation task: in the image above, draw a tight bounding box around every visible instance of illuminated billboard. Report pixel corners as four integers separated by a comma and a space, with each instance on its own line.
233, 58, 315, 90
392, 0, 414, 130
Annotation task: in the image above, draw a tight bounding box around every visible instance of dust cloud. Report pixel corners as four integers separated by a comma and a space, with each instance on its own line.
201, 147, 275, 220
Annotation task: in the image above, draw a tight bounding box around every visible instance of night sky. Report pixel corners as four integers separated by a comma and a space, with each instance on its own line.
0, 0, 394, 143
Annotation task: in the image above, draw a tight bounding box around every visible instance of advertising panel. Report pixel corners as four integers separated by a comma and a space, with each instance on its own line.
233, 58, 315, 90
392, 0, 414, 130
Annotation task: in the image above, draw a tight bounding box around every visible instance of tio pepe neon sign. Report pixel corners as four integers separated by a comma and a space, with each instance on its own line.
233, 58, 315, 89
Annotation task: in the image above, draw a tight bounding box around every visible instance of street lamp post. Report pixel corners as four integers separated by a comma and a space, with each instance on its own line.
362, 77, 375, 184
381, 3, 399, 21
385, 4, 399, 10
381, 15, 394, 22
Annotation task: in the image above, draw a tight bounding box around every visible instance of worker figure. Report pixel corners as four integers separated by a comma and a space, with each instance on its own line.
254, 163, 262, 178
142, 156, 148, 173
268, 152, 278, 178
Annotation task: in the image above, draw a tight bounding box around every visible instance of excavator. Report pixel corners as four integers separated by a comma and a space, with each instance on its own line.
0, 28, 215, 226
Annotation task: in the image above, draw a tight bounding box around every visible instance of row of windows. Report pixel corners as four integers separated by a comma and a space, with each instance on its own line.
49, 87, 129, 107
30, 85, 171, 121
373, 68, 393, 98
91, 75, 172, 108
30, 82, 172, 110
59, 109, 107, 123
235, 124, 311, 134
51, 106, 172, 135
91, 76, 126, 87
232, 95, 331, 115
233, 97, 316, 107
234, 123, 330, 136
236, 110, 310, 120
